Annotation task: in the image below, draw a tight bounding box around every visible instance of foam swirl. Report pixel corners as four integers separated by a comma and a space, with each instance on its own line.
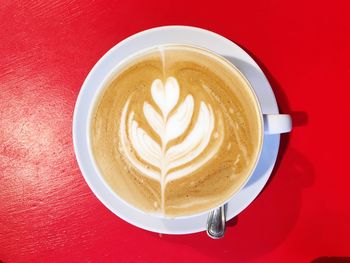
119, 77, 223, 211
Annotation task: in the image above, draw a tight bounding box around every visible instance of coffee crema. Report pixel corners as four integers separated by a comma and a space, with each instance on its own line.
90, 45, 262, 217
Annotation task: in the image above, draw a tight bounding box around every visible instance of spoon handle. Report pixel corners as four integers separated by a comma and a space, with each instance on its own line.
206, 204, 226, 239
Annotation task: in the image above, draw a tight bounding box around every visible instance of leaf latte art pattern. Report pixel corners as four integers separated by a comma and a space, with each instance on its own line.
120, 77, 223, 211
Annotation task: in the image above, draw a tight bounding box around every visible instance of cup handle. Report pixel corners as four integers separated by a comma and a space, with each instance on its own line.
263, 114, 292, 134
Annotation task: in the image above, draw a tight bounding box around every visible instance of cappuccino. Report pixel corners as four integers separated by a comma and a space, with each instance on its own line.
90, 45, 262, 217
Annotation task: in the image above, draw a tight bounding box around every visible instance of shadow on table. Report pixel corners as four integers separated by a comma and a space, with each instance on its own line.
311, 257, 350, 263
149, 50, 314, 261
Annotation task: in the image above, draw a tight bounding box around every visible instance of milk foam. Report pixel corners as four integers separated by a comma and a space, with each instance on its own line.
119, 77, 223, 211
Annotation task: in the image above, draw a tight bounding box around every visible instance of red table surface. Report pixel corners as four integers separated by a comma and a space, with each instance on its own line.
1, 0, 350, 262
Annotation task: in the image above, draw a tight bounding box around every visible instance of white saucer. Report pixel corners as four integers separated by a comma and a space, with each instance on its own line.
73, 26, 280, 234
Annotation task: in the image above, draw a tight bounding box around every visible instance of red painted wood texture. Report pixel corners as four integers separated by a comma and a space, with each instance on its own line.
1, 1, 350, 262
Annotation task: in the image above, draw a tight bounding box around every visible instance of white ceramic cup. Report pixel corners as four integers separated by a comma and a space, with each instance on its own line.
82, 43, 292, 221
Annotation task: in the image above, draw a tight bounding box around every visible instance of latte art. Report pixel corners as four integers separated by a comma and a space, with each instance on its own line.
120, 77, 224, 211
90, 45, 262, 217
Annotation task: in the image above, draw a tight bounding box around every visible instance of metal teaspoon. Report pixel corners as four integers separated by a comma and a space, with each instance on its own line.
206, 204, 226, 239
